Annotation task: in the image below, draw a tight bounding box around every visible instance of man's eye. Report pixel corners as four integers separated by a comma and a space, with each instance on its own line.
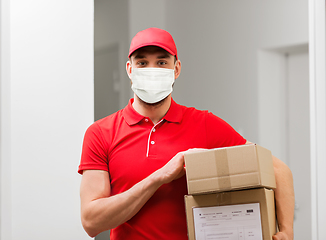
158, 61, 167, 66
137, 61, 146, 66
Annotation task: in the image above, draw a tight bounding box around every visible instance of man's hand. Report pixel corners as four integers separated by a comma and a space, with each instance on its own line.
273, 231, 293, 240
157, 149, 208, 184
157, 151, 186, 184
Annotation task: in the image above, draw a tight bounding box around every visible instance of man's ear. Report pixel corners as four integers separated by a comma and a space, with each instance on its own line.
174, 60, 181, 79
126, 60, 132, 79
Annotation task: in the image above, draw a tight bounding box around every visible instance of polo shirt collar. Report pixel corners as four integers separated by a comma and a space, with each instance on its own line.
163, 98, 183, 123
122, 99, 144, 125
122, 98, 183, 126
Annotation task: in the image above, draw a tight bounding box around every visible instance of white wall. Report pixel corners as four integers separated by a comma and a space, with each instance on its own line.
1, 0, 94, 239
165, 0, 308, 143
128, 1, 166, 41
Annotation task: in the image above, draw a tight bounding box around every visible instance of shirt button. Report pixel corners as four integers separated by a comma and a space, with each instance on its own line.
151, 141, 155, 145
144, 119, 149, 122
152, 128, 156, 132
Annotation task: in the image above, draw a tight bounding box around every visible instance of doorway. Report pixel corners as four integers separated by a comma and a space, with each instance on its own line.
258, 44, 310, 239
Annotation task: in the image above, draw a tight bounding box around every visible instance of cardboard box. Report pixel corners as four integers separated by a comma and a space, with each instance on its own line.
184, 144, 276, 195
185, 188, 276, 240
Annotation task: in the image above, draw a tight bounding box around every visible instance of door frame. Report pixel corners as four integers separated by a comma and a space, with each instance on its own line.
309, 0, 326, 239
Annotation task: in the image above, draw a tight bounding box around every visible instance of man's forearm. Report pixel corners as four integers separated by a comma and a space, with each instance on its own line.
81, 170, 164, 237
273, 155, 295, 239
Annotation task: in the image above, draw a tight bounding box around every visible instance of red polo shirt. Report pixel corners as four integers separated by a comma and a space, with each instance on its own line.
79, 98, 246, 240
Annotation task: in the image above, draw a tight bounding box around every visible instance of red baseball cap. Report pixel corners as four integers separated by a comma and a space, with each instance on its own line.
128, 27, 178, 59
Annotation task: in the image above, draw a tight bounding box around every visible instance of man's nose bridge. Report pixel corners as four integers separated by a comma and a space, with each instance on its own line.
147, 62, 157, 68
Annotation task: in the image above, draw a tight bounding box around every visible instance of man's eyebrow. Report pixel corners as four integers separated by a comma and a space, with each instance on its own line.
157, 53, 171, 59
133, 54, 145, 59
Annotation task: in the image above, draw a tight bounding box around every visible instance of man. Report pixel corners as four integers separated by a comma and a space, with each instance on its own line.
79, 27, 294, 240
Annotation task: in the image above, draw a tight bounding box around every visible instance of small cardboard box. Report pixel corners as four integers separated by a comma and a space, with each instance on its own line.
184, 144, 276, 195
185, 188, 276, 240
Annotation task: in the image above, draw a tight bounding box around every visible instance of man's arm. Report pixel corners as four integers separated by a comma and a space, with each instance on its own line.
272, 155, 294, 240
80, 152, 186, 237
245, 141, 294, 240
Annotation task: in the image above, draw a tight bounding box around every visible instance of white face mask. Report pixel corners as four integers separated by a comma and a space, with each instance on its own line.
130, 67, 175, 104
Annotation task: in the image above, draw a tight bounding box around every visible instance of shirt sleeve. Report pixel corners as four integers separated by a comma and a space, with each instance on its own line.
78, 122, 109, 174
205, 112, 246, 149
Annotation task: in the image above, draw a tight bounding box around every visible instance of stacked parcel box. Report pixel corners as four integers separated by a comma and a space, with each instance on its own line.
184, 144, 277, 240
